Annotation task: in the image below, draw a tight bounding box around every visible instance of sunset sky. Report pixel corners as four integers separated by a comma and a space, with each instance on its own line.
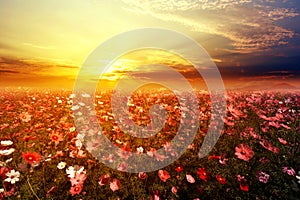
0, 0, 299, 90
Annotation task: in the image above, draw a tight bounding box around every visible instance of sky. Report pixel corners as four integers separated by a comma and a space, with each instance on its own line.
0, 0, 299, 90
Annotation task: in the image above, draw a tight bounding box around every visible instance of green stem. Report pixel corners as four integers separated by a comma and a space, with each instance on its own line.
26, 176, 41, 200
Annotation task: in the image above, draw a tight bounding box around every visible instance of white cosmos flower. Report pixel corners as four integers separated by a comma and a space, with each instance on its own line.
66, 166, 75, 178
296, 171, 300, 184
71, 105, 80, 111
137, 147, 144, 154
0, 148, 15, 156
1, 140, 13, 146
57, 161, 67, 169
78, 102, 85, 106
5, 158, 13, 163
5, 169, 20, 184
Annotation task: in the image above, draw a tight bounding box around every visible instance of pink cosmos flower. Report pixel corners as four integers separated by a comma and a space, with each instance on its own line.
259, 139, 279, 154
19, 112, 31, 122
69, 173, 87, 186
282, 167, 296, 176
152, 190, 161, 200
158, 170, 170, 182
280, 123, 291, 130
69, 184, 83, 196
171, 186, 178, 194
219, 157, 228, 165
186, 174, 195, 183
110, 178, 121, 192
259, 157, 270, 163
257, 171, 270, 183
147, 148, 167, 161
237, 175, 245, 182
235, 144, 254, 161
278, 137, 288, 145
117, 162, 128, 172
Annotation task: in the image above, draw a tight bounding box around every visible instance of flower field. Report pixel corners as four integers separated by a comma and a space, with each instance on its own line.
0, 88, 299, 199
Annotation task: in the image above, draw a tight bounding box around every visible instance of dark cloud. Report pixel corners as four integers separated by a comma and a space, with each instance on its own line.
0, 69, 19, 74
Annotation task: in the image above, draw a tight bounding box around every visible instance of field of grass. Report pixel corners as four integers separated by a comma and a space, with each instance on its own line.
0, 88, 299, 199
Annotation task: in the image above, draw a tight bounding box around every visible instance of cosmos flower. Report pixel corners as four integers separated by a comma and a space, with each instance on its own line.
138, 172, 147, 180
110, 178, 121, 192
22, 152, 41, 165
197, 168, 210, 182
98, 174, 110, 186
278, 137, 288, 145
158, 170, 170, 182
69, 173, 87, 186
296, 171, 300, 184
4, 170, 20, 184
282, 167, 296, 176
257, 171, 270, 183
152, 190, 161, 200
186, 174, 195, 183
0, 148, 15, 156
0, 140, 13, 146
57, 161, 66, 169
50, 133, 63, 145
19, 112, 31, 122
239, 179, 249, 192
171, 186, 178, 194
216, 175, 226, 185
259, 139, 279, 154
175, 165, 184, 173
235, 144, 254, 161
117, 162, 128, 172
69, 184, 83, 196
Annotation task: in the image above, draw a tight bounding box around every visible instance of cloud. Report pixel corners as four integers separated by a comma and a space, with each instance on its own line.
23, 43, 56, 50
0, 69, 19, 74
122, 0, 298, 53
0, 57, 78, 77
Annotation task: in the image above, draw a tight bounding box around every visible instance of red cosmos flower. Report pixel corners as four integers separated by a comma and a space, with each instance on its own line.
22, 152, 41, 165
216, 175, 226, 185
197, 168, 210, 182
21, 135, 37, 142
240, 181, 249, 192
175, 165, 184, 173
235, 144, 254, 162
208, 154, 222, 160
69, 184, 83, 196
98, 174, 110, 186
0, 166, 9, 179
158, 170, 170, 182
138, 172, 147, 180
